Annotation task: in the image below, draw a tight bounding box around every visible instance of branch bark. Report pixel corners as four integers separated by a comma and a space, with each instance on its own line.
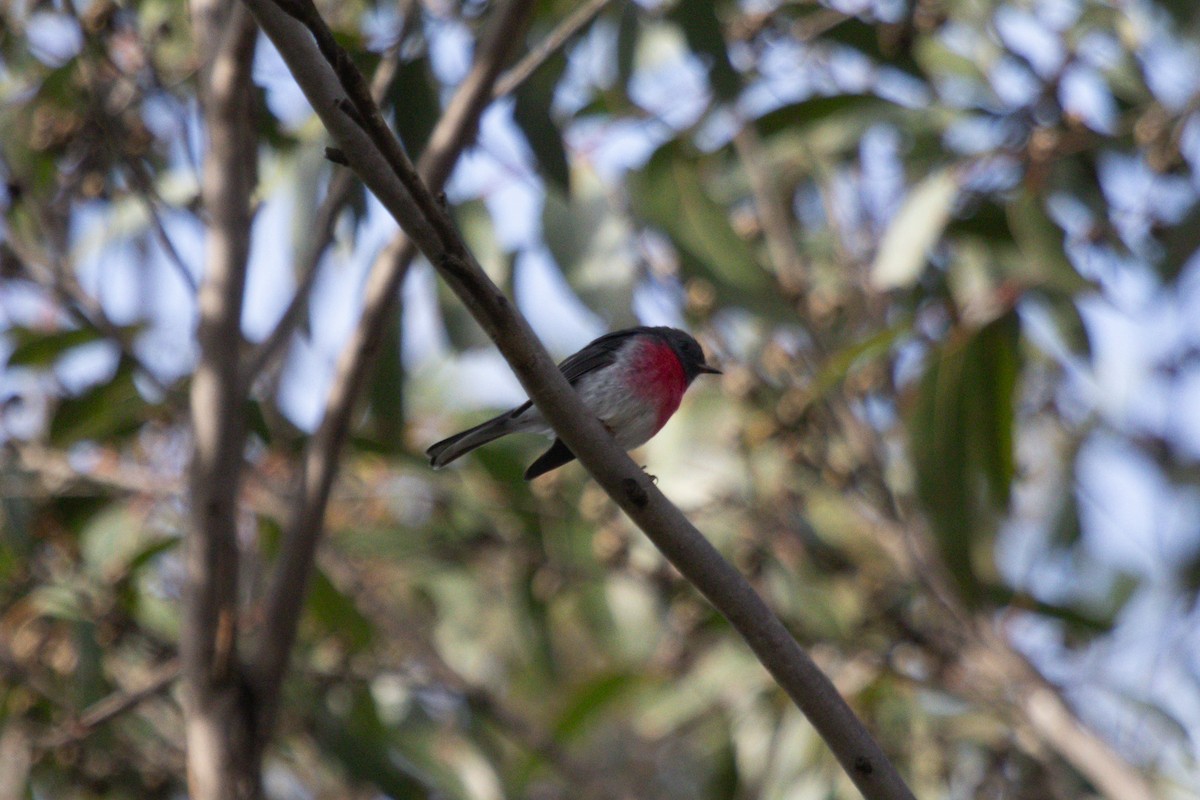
244, 1, 913, 797
182, 2, 260, 798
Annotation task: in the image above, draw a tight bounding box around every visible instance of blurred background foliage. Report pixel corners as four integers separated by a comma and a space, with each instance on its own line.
2, 0, 1200, 797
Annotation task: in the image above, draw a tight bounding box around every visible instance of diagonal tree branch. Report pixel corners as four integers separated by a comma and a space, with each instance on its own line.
182, 1, 259, 798
38, 658, 182, 750
492, 0, 613, 100
244, 1, 914, 797
245, 0, 535, 739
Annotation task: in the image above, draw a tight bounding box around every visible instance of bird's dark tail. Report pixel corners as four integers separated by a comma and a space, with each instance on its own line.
426, 413, 515, 469
523, 438, 576, 480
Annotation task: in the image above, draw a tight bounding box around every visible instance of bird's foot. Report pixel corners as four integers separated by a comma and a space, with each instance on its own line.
640, 465, 658, 485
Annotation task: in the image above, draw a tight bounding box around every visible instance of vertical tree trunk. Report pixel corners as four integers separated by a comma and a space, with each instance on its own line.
182, 1, 260, 797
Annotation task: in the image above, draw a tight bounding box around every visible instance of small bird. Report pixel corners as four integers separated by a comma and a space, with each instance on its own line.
426, 326, 721, 480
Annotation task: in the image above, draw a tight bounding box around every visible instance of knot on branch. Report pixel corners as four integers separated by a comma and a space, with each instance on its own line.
621, 477, 648, 509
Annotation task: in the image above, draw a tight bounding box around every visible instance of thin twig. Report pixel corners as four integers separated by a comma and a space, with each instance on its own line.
122, 158, 200, 294
732, 123, 807, 294
38, 659, 182, 749
3, 239, 173, 399
492, 0, 615, 99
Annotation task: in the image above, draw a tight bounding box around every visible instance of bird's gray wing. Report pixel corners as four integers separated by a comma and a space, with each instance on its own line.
507, 327, 649, 418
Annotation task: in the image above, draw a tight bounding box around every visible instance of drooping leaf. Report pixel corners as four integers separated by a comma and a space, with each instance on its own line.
755, 94, 905, 140
315, 686, 433, 799
615, 2, 640, 91
1006, 191, 1091, 294
385, 56, 441, 161
553, 671, 641, 740
307, 566, 376, 653
871, 168, 960, 289
908, 310, 1021, 604
542, 176, 639, 326
668, 0, 739, 102
441, 201, 504, 350
513, 51, 571, 193
365, 308, 405, 451
628, 141, 784, 314
812, 322, 911, 399
6, 326, 108, 367
972, 312, 1020, 506
49, 356, 153, 446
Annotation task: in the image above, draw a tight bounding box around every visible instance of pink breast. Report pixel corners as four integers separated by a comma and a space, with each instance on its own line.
631, 340, 686, 431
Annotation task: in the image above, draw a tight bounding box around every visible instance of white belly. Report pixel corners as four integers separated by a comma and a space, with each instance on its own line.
513, 363, 662, 450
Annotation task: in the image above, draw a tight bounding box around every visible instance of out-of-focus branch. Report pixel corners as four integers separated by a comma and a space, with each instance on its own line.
122, 158, 200, 295
491, 0, 614, 99
244, 1, 914, 797
245, 0, 535, 739
852, 503, 1155, 800
181, 1, 259, 798
732, 123, 807, 294
2, 241, 173, 399
38, 659, 181, 749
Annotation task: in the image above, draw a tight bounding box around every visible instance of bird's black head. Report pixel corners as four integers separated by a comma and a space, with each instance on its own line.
654, 327, 722, 383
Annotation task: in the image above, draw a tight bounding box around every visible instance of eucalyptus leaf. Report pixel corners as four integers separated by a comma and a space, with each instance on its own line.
871, 168, 959, 289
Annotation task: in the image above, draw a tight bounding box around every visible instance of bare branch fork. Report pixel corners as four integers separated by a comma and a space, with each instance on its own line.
244, 0, 914, 797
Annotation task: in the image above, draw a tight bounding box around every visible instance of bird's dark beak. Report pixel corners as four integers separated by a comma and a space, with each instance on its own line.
697, 363, 722, 375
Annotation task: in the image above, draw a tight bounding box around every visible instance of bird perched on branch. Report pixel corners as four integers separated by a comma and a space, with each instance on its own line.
426, 326, 722, 480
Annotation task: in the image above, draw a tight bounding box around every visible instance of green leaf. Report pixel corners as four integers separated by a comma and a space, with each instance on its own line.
811, 322, 911, 399
441, 201, 506, 351
80, 506, 152, 579
6, 326, 107, 367
628, 141, 782, 312
668, 0, 739, 102
542, 176, 639, 326
972, 312, 1020, 506
307, 567, 376, 653
315, 687, 432, 799
985, 586, 1114, 636
513, 51, 571, 193
385, 56, 441, 161
1006, 191, 1091, 294
820, 16, 924, 77
755, 94, 905, 139
1158, 198, 1200, 283
908, 311, 1021, 604
871, 167, 959, 289
615, 2, 640, 91
49, 356, 152, 446
553, 672, 640, 740
365, 309, 405, 452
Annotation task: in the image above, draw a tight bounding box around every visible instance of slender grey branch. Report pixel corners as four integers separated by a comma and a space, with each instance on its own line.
492, 0, 614, 100
2, 240, 173, 399
732, 123, 807, 294
181, 2, 260, 798
242, 168, 355, 382
245, 1, 914, 797
123, 157, 200, 294
244, 0, 535, 739
39, 659, 182, 749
